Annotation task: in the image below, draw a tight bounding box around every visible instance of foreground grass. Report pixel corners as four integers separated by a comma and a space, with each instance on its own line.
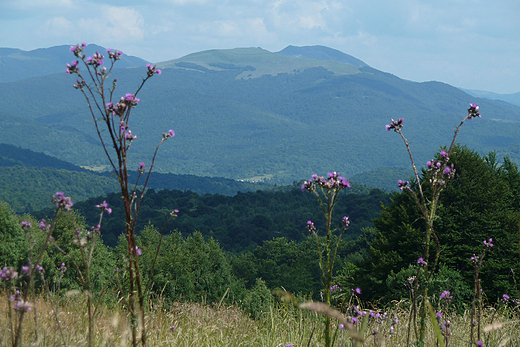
2, 294, 520, 346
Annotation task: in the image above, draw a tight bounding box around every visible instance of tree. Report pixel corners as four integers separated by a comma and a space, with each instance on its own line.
360, 145, 520, 302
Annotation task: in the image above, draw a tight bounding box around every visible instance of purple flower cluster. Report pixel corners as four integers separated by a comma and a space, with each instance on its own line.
397, 179, 409, 190
417, 257, 428, 267
342, 216, 350, 228
53, 192, 73, 211
95, 200, 112, 214
468, 103, 481, 118
10, 291, 32, 312
306, 220, 316, 233
146, 63, 162, 77
106, 94, 140, 118
106, 48, 123, 61
66, 60, 79, 74
86, 51, 104, 67
483, 238, 494, 248
440, 290, 453, 301
385, 118, 404, 132
301, 172, 351, 192
70, 43, 87, 58
162, 129, 175, 139
0, 267, 18, 281
330, 284, 342, 292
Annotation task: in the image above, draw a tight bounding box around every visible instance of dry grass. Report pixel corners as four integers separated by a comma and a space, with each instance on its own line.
1, 293, 520, 346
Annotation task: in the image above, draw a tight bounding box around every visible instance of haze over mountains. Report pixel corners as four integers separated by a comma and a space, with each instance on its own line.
1, 43, 520, 188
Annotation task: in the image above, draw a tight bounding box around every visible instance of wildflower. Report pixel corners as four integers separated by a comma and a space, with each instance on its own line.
125, 130, 137, 142
70, 43, 87, 58
162, 129, 175, 139
0, 267, 18, 281
146, 63, 162, 76
59, 263, 67, 272
385, 118, 404, 132
170, 325, 176, 331
106, 48, 123, 60
95, 200, 112, 214
66, 60, 79, 74
502, 294, 510, 303
306, 220, 316, 233
339, 323, 344, 330
468, 103, 481, 118
171, 209, 179, 217
53, 192, 73, 211
440, 150, 448, 160
330, 284, 342, 292
86, 51, 104, 67
286, 344, 292, 347
397, 179, 409, 190
353, 287, 362, 295
483, 238, 494, 248
440, 290, 453, 301
417, 257, 428, 266
389, 326, 396, 335
21, 221, 31, 230
342, 216, 350, 228
476, 341, 483, 346
135, 246, 142, 256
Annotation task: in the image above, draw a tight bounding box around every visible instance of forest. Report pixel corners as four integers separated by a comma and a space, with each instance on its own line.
3, 145, 520, 307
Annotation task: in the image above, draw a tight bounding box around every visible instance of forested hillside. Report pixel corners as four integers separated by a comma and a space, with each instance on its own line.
1, 45, 520, 184
34, 184, 390, 250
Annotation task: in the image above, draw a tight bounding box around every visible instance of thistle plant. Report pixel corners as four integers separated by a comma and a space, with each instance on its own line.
301, 172, 351, 347
385, 103, 481, 344
2, 192, 74, 347
66, 43, 174, 347
470, 238, 493, 346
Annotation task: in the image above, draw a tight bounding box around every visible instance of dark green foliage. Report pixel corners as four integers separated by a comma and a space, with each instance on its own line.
136, 227, 242, 303
0, 166, 119, 213
240, 278, 273, 319
62, 186, 389, 250
0, 202, 28, 268
359, 145, 520, 302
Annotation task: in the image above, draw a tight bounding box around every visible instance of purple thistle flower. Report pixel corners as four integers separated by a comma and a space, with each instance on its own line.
397, 179, 409, 190
468, 103, 481, 118
483, 238, 494, 248
417, 257, 427, 266
386, 118, 404, 132
477, 341, 483, 346
342, 216, 350, 228
503, 294, 510, 302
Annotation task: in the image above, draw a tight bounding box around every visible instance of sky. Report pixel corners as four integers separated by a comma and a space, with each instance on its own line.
1, 0, 519, 94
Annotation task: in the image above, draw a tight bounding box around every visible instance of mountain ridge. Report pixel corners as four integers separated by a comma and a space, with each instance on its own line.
1, 44, 520, 185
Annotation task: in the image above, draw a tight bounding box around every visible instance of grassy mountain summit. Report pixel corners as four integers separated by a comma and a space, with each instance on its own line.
0, 44, 520, 185
157, 46, 360, 78
276, 45, 368, 67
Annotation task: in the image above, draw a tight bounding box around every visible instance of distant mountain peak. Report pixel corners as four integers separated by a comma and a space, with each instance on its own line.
276, 45, 368, 67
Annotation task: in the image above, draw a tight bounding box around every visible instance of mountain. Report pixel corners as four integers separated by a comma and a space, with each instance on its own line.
0, 144, 273, 213
462, 88, 520, 106
1, 44, 520, 186
0, 44, 147, 83
276, 45, 367, 67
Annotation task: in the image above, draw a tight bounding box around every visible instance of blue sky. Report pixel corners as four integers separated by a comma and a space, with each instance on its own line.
1, 0, 519, 94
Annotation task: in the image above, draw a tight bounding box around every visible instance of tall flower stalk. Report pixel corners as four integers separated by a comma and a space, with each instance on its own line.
66, 43, 173, 347
385, 104, 481, 344
302, 172, 351, 347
